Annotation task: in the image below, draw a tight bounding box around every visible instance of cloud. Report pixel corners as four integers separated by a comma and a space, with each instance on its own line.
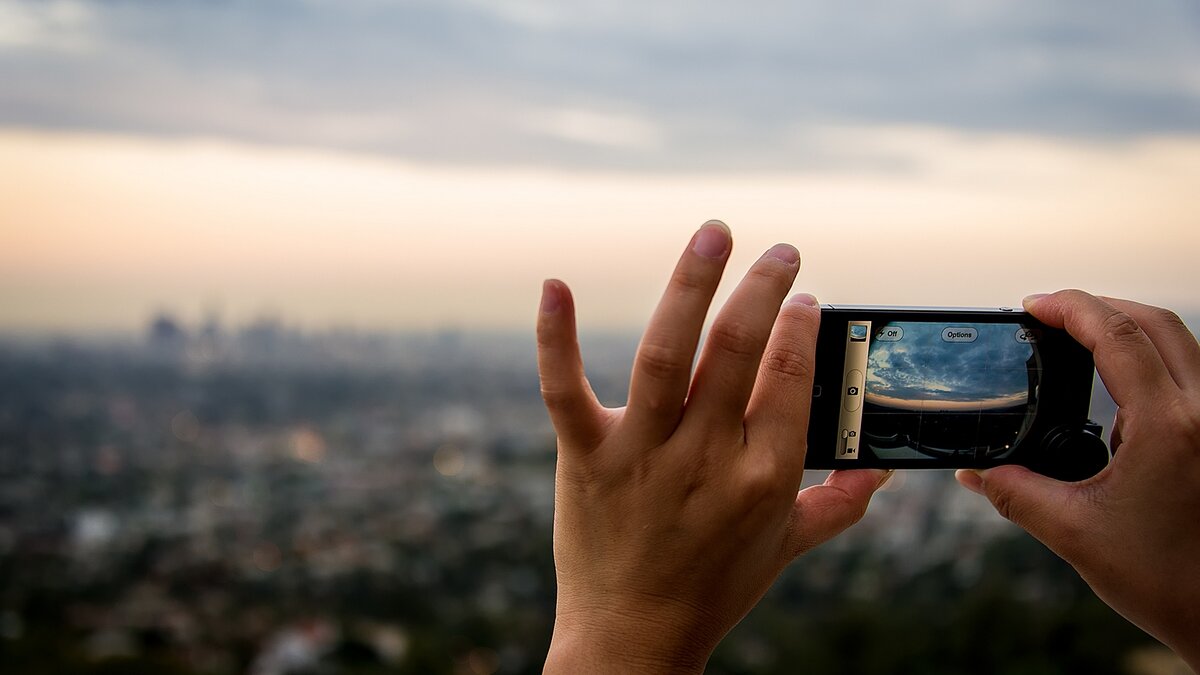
866, 323, 1032, 406
0, 0, 1197, 170
0, 0, 95, 52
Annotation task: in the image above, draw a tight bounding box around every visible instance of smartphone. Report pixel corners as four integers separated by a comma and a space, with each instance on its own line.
804, 306, 1110, 481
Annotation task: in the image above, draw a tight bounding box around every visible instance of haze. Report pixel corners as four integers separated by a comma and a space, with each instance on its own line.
2, 0, 1197, 333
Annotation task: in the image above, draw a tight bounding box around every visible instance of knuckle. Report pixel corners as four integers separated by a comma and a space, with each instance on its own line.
827, 485, 870, 527
1150, 307, 1188, 332
748, 260, 795, 286
843, 496, 870, 528
989, 484, 1093, 562
707, 320, 761, 360
739, 463, 784, 506
989, 488, 1049, 542
1168, 398, 1200, 449
535, 320, 557, 350
988, 488, 1019, 524
670, 266, 711, 296
1054, 288, 1096, 309
635, 340, 690, 383
539, 387, 578, 412
1053, 289, 1090, 319
1099, 311, 1145, 348
806, 485, 869, 534
761, 343, 814, 381
1188, 407, 1200, 444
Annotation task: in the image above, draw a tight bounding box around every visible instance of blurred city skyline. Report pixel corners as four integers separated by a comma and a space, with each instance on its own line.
2, 0, 1198, 333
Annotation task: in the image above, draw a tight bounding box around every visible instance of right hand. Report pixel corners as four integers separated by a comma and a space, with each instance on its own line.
956, 290, 1200, 668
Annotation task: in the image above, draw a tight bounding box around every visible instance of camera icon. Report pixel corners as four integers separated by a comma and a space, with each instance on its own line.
846, 386, 860, 396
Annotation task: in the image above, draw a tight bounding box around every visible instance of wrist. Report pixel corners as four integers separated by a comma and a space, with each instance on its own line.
544, 606, 715, 675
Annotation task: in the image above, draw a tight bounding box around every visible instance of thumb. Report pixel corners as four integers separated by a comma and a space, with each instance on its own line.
784, 469, 890, 559
957, 465, 1089, 560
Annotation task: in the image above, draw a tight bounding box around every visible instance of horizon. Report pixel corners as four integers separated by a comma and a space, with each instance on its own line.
4, 128, 1198, 333
3, 305, 1197, 342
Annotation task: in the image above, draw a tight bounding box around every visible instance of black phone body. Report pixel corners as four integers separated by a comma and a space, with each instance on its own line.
805, 305, 1108, 480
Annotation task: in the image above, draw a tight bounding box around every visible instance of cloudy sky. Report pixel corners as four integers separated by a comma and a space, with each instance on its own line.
1, 0, 1198, 331
865, 322, 1033, 410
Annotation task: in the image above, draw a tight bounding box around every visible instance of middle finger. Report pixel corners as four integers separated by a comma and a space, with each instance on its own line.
684, 243, 801, 431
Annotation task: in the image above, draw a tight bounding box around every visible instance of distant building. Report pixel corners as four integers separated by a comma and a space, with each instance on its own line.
146, 312, 187, 359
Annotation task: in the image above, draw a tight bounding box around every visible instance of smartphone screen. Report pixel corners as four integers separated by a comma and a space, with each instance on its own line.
808, 307, 1096, 471
837, 320, 1039, 461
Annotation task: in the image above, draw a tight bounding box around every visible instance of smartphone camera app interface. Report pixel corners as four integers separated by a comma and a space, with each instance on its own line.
836, 321, 1040, 461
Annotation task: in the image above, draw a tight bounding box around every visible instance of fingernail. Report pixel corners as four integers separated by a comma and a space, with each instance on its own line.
789, 293, 818, 307
692, 221, 730, 259
1022, 293, 1048, 309
956, 469, 984, 495
765, 243, 800, 265
877, 469, 895, 488
541, 280, 562, 314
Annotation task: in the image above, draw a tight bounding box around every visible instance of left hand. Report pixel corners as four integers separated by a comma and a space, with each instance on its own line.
538, 221, 889, 674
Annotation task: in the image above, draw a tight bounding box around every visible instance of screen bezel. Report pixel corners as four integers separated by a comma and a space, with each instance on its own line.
804, 307, 1095, 471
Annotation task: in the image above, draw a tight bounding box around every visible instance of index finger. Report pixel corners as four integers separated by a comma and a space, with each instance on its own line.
1099, 297, 1200, 392
1024, 289, 1177, 408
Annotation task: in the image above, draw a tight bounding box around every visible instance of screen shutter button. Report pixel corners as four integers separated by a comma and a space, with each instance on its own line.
845, 369, 864, 412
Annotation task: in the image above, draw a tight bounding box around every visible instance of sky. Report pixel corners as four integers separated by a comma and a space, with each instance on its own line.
865, 322, 1032, 410
1, 0, 1198, 333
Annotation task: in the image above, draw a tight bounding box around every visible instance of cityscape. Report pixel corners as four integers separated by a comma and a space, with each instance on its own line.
0, 312, 1188, 674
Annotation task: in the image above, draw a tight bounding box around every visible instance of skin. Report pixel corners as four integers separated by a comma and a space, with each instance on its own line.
537, 221, 888, 673
538, 225, 1199, 672
958, 290, 1200, 670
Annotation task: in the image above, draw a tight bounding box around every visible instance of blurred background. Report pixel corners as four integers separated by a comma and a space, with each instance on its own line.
0, 1, 1197, 673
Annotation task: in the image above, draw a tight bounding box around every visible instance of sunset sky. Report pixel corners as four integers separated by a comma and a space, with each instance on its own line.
2, 0, 1198, 333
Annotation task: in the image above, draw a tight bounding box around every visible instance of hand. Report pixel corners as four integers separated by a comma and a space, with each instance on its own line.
957, 290, 1200, 668
537, 221, 889, 674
